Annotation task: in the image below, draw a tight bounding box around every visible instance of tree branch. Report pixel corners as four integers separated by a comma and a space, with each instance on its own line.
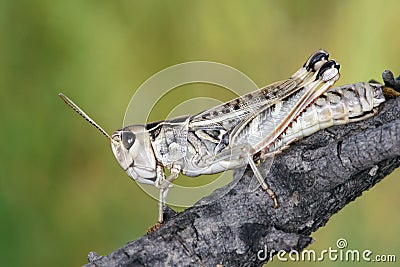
84, 72, 400, 267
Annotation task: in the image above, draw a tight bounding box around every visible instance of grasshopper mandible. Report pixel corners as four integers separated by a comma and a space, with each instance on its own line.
60, 49, 342, 224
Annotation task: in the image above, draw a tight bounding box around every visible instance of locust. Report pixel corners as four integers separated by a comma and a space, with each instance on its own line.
60, 49, 345, 225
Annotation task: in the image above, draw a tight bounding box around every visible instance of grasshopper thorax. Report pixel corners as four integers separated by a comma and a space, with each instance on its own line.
111, 125, 157, 185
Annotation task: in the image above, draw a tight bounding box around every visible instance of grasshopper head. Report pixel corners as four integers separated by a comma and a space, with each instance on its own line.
58, 94, 157, 185
111, 126, 157, 185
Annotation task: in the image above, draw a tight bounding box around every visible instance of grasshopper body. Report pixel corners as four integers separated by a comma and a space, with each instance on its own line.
60, 50, 373, 224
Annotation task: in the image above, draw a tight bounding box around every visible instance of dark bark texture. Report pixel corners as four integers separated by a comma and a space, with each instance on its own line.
84, 72, 400, 267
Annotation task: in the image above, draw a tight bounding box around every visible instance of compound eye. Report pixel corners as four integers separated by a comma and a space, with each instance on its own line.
122, 131, 136, 150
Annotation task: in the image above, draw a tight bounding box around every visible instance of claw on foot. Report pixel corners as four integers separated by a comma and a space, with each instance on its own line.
265, 188, 279, 208
147, 222, 163, 234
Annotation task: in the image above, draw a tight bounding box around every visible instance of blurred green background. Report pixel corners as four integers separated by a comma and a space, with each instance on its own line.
1, 0, 400, 266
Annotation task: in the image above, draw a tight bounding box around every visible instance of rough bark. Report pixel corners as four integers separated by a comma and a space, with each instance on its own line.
84, 72, 400, 267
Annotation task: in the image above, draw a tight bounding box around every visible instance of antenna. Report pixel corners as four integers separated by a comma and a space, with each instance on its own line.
58, 93, 113, 141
